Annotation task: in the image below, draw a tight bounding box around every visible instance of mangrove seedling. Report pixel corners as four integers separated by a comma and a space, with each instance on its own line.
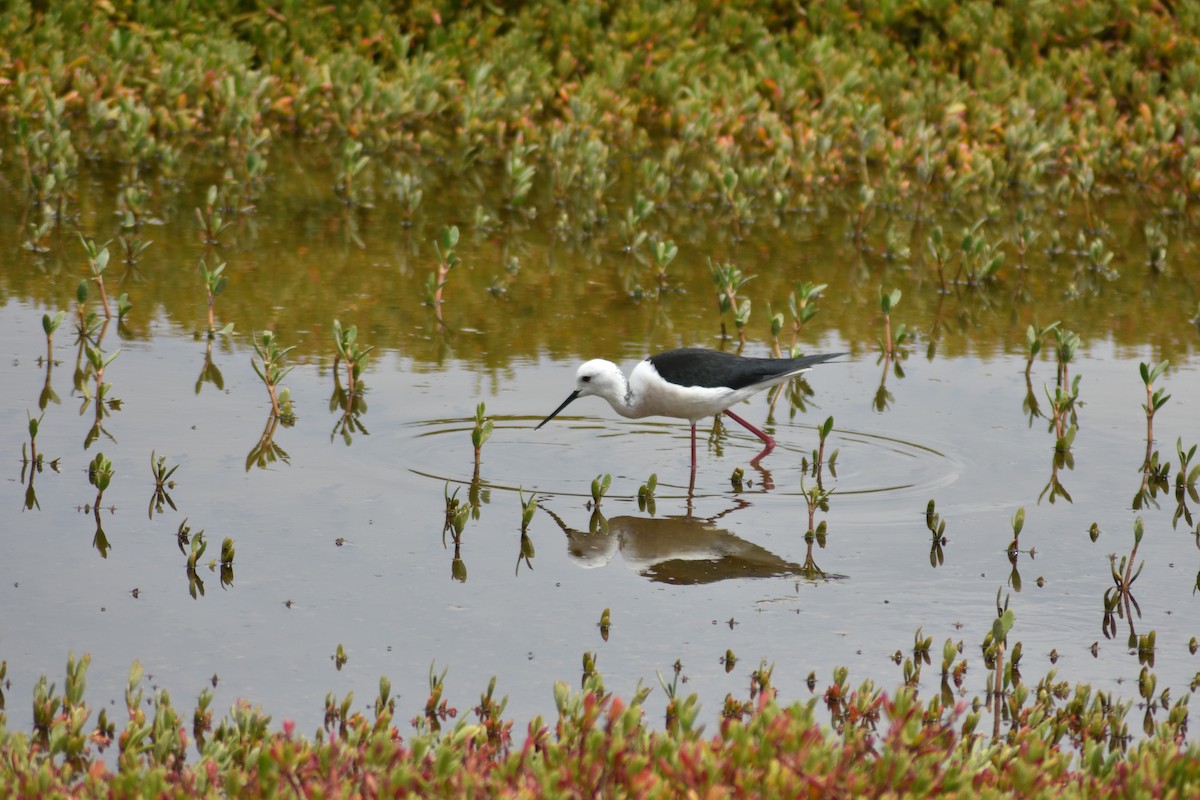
801, 476, 833, 536
79, 235, 113, 319
810, 416, 837, 480
710, 259, 754, 347
426, 225, 461, 314
955, 219, 1005, 286
788, 281, 827, 351
503, 136, 537, 214
334, 644, 348, 671
195, 185, 233, 246
650, 239, 677, 290
23, 216, 53, 254
42, 310, 66, 366
926, 499, 947, 567
199, 259, 233, 338
219, 537, 235, 588
926, 226, 952, 293
1007, 507, 1028, 590
590, 473, 611, 509
389, 169, 423, 224
148, 450, 179, 519
1010, 208, 1042, 270
1176, 439, 1199, 497
598, 608, 611, 642
1139, 360, 1170, 446
471, 402, 493, 467
334, 139, 371, 206
186, 533, 207, 598
618, 193, 654, 254
88, 451, 113, 508
250, 330, 295, 423
519, 488, 537, 534
768, 304, 786, 357
1104, 517, 1146, 643
331, 319, 373, 398
1145, 221, 1168, 273
1023, 321, 1060, 375
1053, 328, 1080, 388
1174, 439, 1199, 529
878, 286, 905, 358
637, 473, 657, 515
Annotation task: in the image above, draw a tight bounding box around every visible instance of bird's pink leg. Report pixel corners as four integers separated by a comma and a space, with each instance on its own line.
690, 421, 698, 472
724, 409, 776, 464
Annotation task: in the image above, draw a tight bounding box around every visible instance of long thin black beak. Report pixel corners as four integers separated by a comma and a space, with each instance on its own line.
536, 390, 581, 429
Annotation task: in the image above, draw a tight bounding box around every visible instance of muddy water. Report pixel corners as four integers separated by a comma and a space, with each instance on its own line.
2, 151, 1199, 740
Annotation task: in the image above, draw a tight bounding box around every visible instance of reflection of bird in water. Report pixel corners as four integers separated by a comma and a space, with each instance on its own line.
536, 348, 845, 470
541, 505, 845, 585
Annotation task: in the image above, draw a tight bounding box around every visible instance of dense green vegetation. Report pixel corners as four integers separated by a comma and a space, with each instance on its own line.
7, 0, 1200, 216
2, 655, 1199, 796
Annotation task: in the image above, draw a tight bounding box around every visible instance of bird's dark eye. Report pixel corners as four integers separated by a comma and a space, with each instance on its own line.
581, 376, 591, 383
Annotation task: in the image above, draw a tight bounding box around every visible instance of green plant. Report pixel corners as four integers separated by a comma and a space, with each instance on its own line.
1023, 321, 1059, 375
331, 319, 373, 397
42, 310, 65, 366
590, 473, 611, 508
878, 286, 905, 357
148, 450, 179, 519
788, 281, 826, 351
426, 225, 461, 314
199, 259, 232, 338
250, 331, 295, 423
1053, 328, 1080, 388
650, 239, 677, 291
471, 402, 493, 466
710, 260, 753, 347
195, 185, 233, 245
926, 499, 947, 568
1140, 360, 1170, 446
637, 473, 657, 515
334, 139, 371, 206
79, 235, 114, 318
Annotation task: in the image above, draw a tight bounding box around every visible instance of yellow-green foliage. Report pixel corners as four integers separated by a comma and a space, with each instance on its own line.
2, 657, 1199, 797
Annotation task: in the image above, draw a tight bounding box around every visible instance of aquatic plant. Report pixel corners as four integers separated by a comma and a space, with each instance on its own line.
470, 402, 493, 467
926, 499, 947, 568
1023, 321, 1059, 376
331, 319, 373, 398
334, 139, 371, 206
198, 259, 232, 339
250, 331, 295, 423
1139, 360, 1170, 450
590, 473, 611, 509
1104, 517, 1146, 645
148, 451, 179, 519
426, 225, 461, 318
637, 473, 657, 515
78, 236, 114, 319
649, 239, 677, 292
710, 260, 753, 348
195, 186, 233, 246
877, 286, 904, 358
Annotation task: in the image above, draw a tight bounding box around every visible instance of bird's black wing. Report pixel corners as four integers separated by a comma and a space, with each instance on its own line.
647, 348, 844, 391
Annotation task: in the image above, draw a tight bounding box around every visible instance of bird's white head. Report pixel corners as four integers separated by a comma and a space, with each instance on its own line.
573, 359, 625, 400
536, 359, 627, 430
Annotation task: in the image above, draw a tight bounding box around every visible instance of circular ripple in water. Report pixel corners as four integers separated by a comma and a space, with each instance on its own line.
403, 416, 961, 503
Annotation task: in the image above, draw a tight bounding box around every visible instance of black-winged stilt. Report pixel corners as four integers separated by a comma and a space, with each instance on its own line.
536, 348, 845, 469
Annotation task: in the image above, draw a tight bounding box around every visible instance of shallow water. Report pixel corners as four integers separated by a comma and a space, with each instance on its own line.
2, 151, 1200, 741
